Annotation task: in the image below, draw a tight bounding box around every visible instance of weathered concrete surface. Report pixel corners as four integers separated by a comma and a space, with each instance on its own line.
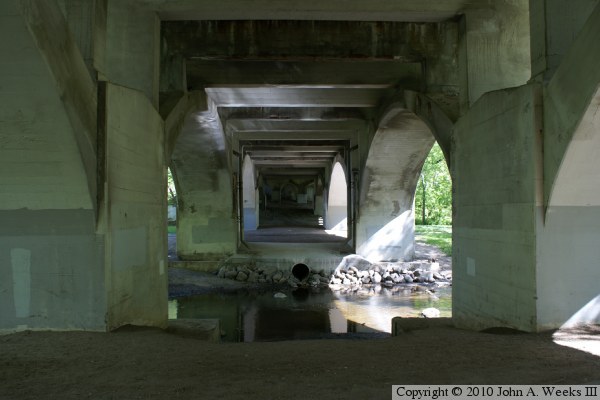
0, 1, 105, 332
0, 1, 93, 211
530, 0, 598, 82
534, 3, 600, 329
461, 0, 531, 106
105, 1, 160, 107
453, 84, 542, 332
357, 106, 434, 262
103, 83, 168, 330
542, 2, 600, 206
0, 210, 106, 332
143, 0, 491, 22
18, 0, 98, 209
171, 93, 237, 261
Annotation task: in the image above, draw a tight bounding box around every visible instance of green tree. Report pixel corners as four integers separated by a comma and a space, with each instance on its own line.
167, 168, 177, 206
415, 143, 452, 225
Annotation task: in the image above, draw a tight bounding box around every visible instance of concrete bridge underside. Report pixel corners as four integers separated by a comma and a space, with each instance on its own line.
1, 0, 599, 333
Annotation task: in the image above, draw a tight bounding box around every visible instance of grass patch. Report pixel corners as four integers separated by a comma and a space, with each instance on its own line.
167, 225, 177, 234
415, 225, 452, 256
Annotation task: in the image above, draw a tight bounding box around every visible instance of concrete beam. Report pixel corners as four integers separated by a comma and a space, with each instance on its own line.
228, 118, 365, 132
186, 60, 422, 89
206, 86, 391, 108
142, 0, 484, 22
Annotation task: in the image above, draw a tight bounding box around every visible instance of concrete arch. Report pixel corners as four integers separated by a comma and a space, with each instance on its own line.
403, 91, 454, 167
169, 92, 236, 260
537, 84, 600, 329
326, 160, 348, 234
357, 105, 435, 262
535, 3, 600, 330
544, 3, 600, 206
548, 86, 600, 207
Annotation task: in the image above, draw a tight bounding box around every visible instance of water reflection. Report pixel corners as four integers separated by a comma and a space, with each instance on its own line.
169, 286, 451, 342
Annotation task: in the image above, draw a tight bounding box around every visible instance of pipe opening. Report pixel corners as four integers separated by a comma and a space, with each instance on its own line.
291, 263, 310, 281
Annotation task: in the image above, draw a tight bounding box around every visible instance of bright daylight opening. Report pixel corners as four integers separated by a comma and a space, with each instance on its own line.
167, 167, 178, 263
414, 142, 452, 261
325, 162, 348, 237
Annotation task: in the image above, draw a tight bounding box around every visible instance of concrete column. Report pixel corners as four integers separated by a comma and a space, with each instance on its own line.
104, 0, 160, 108
452, 84, 542, 332
100, 83, 168, 330
172, 97, 237, 261
61, 0, 97, 79
530, 0, 598, 83
460, 0, 531, 106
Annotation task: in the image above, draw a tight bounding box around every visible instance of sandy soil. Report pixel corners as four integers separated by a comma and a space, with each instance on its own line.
1, 326, 599, 399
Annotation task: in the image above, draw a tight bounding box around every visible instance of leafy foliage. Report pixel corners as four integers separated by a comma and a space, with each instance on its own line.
415, 143, 452, 225
167, 168, 177, 206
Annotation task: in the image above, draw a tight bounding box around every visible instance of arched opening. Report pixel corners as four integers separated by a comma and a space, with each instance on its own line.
356, 107, 437, 263
242, 155, 258, 230
167, 167, 179, 261
326, 161, 348, 237
414, 142, 452, 258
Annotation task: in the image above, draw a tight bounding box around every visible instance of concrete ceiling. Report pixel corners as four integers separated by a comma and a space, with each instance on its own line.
162, 14, 464, 182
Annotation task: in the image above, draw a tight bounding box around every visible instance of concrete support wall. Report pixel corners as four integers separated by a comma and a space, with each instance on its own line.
105, 0, 160, 107
103, 84, 167, 330
453, 84, 542, 332
357, 107, 434, 262
542, 2, 600, 204
534, 3, 600, 329
0, 1, 105, 331
530, 0, 598, 82
537, 208, 600, 329
172, 97, 236, 260
461, 0, 531, 106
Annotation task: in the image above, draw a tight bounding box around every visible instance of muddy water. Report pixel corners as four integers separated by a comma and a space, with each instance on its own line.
169, 285, 451, 342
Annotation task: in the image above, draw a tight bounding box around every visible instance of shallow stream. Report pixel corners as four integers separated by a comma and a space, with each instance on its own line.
168, 285, 451, 342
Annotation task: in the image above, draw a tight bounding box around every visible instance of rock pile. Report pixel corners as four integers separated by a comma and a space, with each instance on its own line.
217, 264, 329, 288
329, 254, 451, 286
215, 254, 451, 289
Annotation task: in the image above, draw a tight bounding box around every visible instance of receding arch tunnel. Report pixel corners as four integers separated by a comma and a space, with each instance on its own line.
6, 0, 600, 337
